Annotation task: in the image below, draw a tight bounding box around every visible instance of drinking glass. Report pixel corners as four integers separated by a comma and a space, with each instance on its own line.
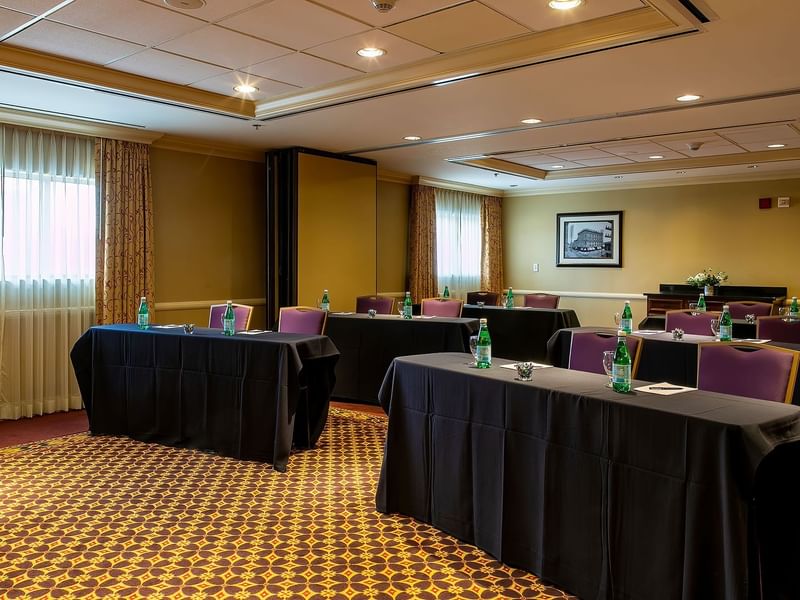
613, 312, 621, 327
468, 335, 479, 366
710, 318, 721, 339
397, 305, 405, 318
688, 302, 698, 316
602, 351, 615, 388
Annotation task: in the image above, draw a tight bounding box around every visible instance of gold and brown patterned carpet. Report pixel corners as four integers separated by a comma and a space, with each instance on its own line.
0, 408, 574, 599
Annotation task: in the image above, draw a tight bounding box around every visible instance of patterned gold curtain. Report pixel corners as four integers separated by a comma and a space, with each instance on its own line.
480, 196, 504, 293
95, 138, 155, 324
408, 184, 437, 302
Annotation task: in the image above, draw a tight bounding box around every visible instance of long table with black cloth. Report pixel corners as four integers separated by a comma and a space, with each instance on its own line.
546, 326, 800, 404
376, 352, 800, 599
70, 324, 340, 471
460, 304, 580, 361
325, 313, 478, 404
637, 314, 757, 338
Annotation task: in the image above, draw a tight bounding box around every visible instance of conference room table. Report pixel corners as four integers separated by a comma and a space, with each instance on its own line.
638, 314, 757, 338
461, 304, 580, 362
546, 326, 800, 404
326, 312, 478, 404
376, 352, 800, 600
70, 324, 340, 471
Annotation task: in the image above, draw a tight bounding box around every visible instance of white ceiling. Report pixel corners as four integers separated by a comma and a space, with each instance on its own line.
0, 0, 798, 192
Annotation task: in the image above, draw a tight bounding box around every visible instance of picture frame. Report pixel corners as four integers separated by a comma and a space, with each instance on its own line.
556, 211, 622, 267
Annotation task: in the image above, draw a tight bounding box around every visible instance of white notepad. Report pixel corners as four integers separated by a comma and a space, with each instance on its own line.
635, 382, 696, 396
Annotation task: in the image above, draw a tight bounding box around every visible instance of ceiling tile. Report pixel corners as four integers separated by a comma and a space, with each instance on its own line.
719, 124, 800, 144
108, 48, 229, 85
0, 1, 61, 15
623, 150, 686, 162
575, 156, 636, 167
599, 141, 672, 155
246, 52, 362, 88
740, 138, 800, 152
312, 0, 469, 27
141, 0, 266, 23
548, 148, 616, 161
190, 71, 299, 100
658, 135, 745, 157
0, 7, 32, 34
219, 0, 370, 51
48, 0, 204, 46
480, 0, 644, 32
306, 29, 438, 72
157, 25, 290, 69
386, 2, 530, 53
8, 20, 143, 65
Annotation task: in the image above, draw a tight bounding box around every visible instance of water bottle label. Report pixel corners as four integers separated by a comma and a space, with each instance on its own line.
321, 303, 330, 312
403, 305, 412, 318
477, 345, 491, 364
621, 318, 632, 332
137, 313, 149, 328
612, 364, 630, 384
720, 325, 732, 340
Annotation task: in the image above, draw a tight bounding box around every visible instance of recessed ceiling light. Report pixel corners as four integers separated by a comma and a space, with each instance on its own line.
233, 84, 259, 94
748, 164, 759, 169
767, 143, 786, 148
649, 155, 664, 159
165, 0, 205, 8
614, 175, 624, 179
676, 94, 702, 102
357, 47, 386, 58
403, 136, 421, 141
676, 170, 686, 174
550, 165, 564, 169
548, 0, 582, 9
521, 118, 542, 124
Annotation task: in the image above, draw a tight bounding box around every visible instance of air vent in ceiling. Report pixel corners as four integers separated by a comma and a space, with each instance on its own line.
674, 0, 715, 24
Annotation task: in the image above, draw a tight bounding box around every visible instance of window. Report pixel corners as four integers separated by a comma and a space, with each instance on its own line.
435, 189, 481, 296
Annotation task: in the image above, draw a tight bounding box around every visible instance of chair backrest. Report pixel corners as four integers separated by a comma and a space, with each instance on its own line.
697, 342, 799, 403
209, 303, 253, 330
727, 301, 773, 319
278, 306, 327, 335
356, 295, 395, 314
756, 316, 800, 343
420, 298, 464, 317
568, 331, 642, 376
524, 293, 560, 309
466, 291, 500, 306
664, 310, 722, 336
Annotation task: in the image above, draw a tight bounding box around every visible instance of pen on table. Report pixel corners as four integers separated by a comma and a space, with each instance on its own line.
649, 386, 683, 390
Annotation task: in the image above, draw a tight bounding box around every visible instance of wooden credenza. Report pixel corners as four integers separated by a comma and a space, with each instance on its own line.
644, 284, 787, 316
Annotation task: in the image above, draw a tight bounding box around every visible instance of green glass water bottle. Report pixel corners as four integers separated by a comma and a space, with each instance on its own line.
620, 300, 633, 333
719, 304, 733, 341
403, 291, 413, 319
320, 289, 330, 312
476, 318, 492, 369
790, 296, 799, 318
696, 294, 707, 312
443, 286, 450, 298
223, 300, 235, 336
612, 330, 631, 393
137, 296, 149, 330
505, 287, 514, 309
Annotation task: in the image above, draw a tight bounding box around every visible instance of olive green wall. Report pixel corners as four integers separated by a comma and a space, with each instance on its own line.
377, 180, 410, 294
151, 148, 266, 328
503, 178, 800, 327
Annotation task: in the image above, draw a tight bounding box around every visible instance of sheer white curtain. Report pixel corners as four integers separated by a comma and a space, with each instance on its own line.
0, 126, 95, 419
435, 189, 482, 298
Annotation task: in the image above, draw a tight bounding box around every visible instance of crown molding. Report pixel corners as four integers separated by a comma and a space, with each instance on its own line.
414, 176, 504, 197
152, 135, 264, 163
377, 169, 413, 185
0, 104, 163, 143
254, 7, 680, 120
0, 45, 255, 118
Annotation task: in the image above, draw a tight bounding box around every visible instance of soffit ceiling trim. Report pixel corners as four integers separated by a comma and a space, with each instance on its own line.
152, 135, 264, 163
254, 7, 683, 120
449, 158, 547, 181
377, 169, 413, 185
413, 176, 505, 197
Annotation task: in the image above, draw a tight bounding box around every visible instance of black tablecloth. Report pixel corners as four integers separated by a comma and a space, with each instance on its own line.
326, 313, 478, 404
638, 315, 757, 338
376, 352, 800, 599
70, 325, 340, 471
461, 304, 580, 362
547, 326, 800, 405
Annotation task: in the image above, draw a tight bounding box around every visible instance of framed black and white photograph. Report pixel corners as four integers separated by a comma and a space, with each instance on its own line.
556, 211, 622, 267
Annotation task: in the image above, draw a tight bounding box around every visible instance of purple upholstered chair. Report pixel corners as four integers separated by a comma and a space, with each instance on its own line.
466, 291, 500, 306
756, 316, 800, 343
278, 306, 327, 335
420, 298, 463, 317
727, 301, 773, 319
524, 293, 560, 309
568, 330, 642, 376
208, 303, 253, 330
355, 295, 395, 314
664, 310, 722, 336
697, 342, 799, 403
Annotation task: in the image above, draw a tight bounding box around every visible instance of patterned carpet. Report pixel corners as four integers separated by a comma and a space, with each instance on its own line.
0, 408, 575, 599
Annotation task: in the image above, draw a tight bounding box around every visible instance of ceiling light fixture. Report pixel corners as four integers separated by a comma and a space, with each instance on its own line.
403, 136, 421, 141
164, 0, 205, 8
550, 165, 564, 169
767, 143, 786, 148
549, 0, 583, 9
357, 47, 386, 58
649, 155, 664, 159
521, 118, 542, 124
676, 94, 702, 102
233, 84, 259, 94
748, 164, 759, 169
0, 0, 76, 43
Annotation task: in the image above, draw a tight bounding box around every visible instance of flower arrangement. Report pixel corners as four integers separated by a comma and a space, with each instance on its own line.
686, 269, 728, 288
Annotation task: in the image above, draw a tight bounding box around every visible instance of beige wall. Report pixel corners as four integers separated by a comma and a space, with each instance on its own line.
297, 153, 377, 312
151, 148, 266, 328
504, 178, 800, 327
377, 180, 410, 294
